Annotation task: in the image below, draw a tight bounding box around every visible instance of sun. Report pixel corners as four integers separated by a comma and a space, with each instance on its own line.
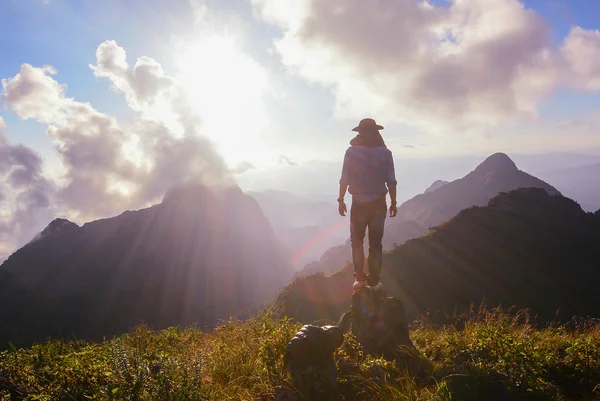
175, 36, 275, 169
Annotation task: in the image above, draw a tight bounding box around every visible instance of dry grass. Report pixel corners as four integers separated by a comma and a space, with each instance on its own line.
1, 307, 600, 400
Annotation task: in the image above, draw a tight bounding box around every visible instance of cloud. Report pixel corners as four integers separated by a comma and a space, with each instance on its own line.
90, 40, 175, 112
1, 65, 65, 123
253, 0, 600, 133
559, 27, 600, 91
0, 117, 55, 259
1, 41, 233, 259
278, 155, 298, 166
232, 161, 256, 175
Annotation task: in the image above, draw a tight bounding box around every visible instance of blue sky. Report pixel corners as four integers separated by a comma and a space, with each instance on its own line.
2, 0, 600, 259
1, 0, 599, 151
525, 0, 600, 117
2, 0, 600, 157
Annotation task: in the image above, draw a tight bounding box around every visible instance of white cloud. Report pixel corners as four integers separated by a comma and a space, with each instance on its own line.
253, 0, 600, 133
0, 117, 55, 260
2, 65, 66, 123
90, 40, 175, 112
560, 27, 600, 91
1, 42, 234, 258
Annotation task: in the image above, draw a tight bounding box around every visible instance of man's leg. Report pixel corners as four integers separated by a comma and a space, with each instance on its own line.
367, 199, 387, 286
350, 202, 368, 283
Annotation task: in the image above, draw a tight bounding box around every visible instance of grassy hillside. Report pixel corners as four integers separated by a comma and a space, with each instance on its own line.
1, 308, 600, 400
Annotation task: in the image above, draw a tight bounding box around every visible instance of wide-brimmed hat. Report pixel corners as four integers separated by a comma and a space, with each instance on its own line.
352, 118, 384, 132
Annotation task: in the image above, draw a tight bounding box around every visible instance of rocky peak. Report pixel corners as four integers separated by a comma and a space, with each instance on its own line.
474, 153, 518, 174
39, 218, 79, 237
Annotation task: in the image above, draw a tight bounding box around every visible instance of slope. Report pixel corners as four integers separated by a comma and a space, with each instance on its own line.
275, 188, 600, 324
0, 183, 291, 348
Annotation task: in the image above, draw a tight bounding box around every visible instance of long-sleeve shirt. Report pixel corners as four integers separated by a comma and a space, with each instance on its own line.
339, 145, 397, 203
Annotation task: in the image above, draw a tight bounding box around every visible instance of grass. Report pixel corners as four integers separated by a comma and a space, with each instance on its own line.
1, 307, 600, 400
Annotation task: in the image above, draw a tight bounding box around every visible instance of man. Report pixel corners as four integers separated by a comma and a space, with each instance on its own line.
338, 118, 397, 291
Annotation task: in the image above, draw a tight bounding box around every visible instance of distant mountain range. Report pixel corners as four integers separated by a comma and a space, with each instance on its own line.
299, 153, 560, 277
537, 162, 600, 212
238, 151, 598, 204
424, 180, 449, 193
0, 184, 291, 348
247, 190, 347, 268
273, 188, 600, 324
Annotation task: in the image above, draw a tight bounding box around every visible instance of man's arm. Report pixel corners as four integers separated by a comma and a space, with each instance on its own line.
388, 186, 397, 217
387, 152, 398, 217
338, 184, 348, 216
338, 150, 350, 216
338, 184, 348, 202
389, 186, 397, 206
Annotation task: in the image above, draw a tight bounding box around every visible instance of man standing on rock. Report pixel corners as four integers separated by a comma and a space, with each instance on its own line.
338, 118, 397, 291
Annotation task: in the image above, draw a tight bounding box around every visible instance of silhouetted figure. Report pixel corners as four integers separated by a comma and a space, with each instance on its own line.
284, 325, 344, 401
338, 118, 397, 291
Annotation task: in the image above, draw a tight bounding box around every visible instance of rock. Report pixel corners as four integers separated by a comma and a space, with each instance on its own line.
274, 386, 298, 401
340, 289, 414, 360
452, 350, 472, 369
368, 364, 389, 383
285, 325, 344, 401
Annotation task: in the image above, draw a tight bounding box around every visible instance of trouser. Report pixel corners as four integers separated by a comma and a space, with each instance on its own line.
350, 196, 387, 285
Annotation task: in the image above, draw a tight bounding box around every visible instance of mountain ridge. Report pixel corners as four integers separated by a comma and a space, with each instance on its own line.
275, 188, 600, 325
0, 183, 292, 348
298, 152, 560, 277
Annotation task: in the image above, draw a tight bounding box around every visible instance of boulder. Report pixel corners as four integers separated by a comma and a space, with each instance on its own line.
338, 288, 414, 360
285, 325, 344, 401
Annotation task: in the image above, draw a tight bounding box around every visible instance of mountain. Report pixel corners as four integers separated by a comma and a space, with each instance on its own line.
274, 188, 600, 324
0, 184, 292, 348
247, 190, 347, 268
424, 180, 448, 193
537, 162, 600, 212
238, 152, 594, 206
395, 153, 560, 227
298, 153, 560, 277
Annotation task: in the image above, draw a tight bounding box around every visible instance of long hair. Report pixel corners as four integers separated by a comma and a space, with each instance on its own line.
350, 131, 386, 147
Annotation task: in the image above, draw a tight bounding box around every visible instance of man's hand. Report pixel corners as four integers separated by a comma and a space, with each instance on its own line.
389, 203, 397, 217
338, 201, 347, 217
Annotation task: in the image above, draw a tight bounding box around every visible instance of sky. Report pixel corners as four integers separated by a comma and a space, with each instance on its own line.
1, 0, 600, 261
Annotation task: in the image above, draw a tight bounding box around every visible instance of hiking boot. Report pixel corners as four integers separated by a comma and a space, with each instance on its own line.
353, 279, 367, 291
